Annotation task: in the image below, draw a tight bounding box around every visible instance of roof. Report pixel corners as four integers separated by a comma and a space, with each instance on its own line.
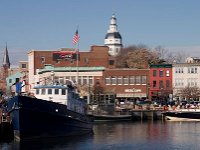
150, 64, 172, 68
38, 65, 105, 74
105, 32, 122, 39
34, 85, 68, 89
2, 45, 10, 68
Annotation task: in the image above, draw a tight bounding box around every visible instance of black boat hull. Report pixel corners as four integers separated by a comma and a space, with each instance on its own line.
7, 96, 93, 140
162, 111, 200, 121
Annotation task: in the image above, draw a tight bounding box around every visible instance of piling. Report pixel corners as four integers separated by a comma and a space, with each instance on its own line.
131, 109, 163, 121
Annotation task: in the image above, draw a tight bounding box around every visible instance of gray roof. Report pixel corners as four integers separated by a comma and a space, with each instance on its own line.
105, 32, 122, 39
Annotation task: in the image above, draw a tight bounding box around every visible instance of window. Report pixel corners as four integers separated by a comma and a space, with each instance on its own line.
21, 63, 26, 69
153, 70, 157, 77
61, 89, 66, 95
9, 79, 12, 83
123, 76, 129, 85
55, 89, 59, 95
191, 68, 194, 73
109, 60, 114, 65
54, 76, 59, 84
166, 80, 170, 88
117, 76, 123, 85
159, 80, 164, 89
89, 76, 93, 85
48, 89, 52, 94
153, 81, 156, 88
135, 76, 141, 84
166, 70, 170, 77
36, 89, 39, 95
141, 76, 146, 84
195, 68, 198, 73
41, 89, 46, 95
105, 76, 111, 85
41, 57, 45, 64
83, 76, 87, 85
111, 76, 117, 85
159, 70, 163, 77
78, 76, 81, 85
129, 76, 135, 84
84, 58, 89, 65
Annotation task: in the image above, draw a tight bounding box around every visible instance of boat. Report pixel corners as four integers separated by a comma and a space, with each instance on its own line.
92, 114, 133, 122
162, 109, 200, 121
5, 80, 93, 140
88, 105, 133, 122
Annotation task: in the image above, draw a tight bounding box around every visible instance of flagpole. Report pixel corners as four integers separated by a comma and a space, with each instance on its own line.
76, 36, 79, 86
72, 26, 80, 86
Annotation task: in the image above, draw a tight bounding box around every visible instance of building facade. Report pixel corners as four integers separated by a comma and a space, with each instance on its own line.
28, 46, 114, 89
173, 63, 200, 99
149, 64, 173, 101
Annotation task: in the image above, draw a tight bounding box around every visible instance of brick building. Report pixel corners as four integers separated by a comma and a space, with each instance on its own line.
28, 45, 150, 101
149, 64, 173, 102
103, 69, 149, 100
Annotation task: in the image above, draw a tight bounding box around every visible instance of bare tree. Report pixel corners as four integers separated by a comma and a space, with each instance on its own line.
155, 46, 186, 63
116, 45, 162, 68
177, 86, 200, 100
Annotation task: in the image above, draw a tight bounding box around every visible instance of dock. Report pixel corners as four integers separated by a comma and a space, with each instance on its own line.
88, 104, 165, 122
131, 109, 164, 121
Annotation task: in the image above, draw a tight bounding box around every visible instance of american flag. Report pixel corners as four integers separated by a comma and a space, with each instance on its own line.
72, 29, 80, 45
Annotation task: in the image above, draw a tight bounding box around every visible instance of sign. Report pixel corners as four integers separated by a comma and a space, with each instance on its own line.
125, 88, 142, 93
53, 51, 79, 61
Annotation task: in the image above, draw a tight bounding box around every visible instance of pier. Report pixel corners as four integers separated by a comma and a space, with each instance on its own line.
88, 104, 165, 121
130, 109, 164, 121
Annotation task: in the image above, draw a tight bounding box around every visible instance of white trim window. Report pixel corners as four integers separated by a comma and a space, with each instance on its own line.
129, 76, 135, 85
105, 76, 111, 85
111, 76, 117, 85
117, 76, 123, 85
123, 76, 129, 85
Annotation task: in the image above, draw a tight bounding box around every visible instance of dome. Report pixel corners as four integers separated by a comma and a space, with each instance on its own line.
105, 32, 122, 39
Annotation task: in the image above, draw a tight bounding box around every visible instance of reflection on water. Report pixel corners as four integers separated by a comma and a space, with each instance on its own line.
1, 133, 94, 150
1, 121, 200, 150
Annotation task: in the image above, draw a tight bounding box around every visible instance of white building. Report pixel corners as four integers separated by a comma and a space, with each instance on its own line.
173, 61, 200, 99
104, 14, 123, 56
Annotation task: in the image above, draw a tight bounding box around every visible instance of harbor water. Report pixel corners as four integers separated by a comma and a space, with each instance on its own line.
1, 120, 200, 150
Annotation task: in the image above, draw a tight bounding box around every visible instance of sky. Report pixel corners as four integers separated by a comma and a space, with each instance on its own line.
1, 0, 200, 66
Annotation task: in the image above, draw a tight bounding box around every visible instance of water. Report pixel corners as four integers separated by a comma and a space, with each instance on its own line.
1, 121, 200, 150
